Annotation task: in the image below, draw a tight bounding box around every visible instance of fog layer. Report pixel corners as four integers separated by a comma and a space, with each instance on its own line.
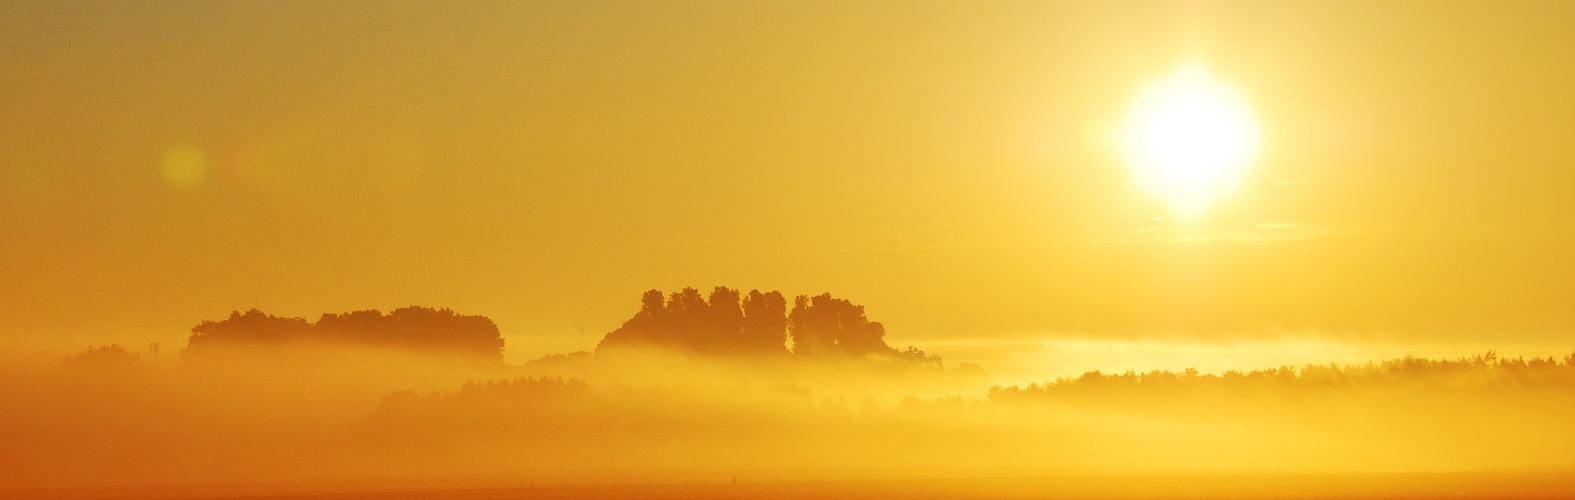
3, 290, 1573, 492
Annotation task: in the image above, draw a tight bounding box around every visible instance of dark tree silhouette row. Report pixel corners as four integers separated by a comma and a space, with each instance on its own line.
597, 287, 938, 364
185, 306, 504, 361
986, 350, 1575, 403
62, 344, 143, 372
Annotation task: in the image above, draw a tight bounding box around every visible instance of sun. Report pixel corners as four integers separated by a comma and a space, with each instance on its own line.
1123, 68, 1260, 217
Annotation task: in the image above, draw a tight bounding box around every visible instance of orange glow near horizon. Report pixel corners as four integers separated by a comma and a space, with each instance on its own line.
5, 1, 1575, 497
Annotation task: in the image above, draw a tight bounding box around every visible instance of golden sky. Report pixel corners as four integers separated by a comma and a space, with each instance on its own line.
4, 1, 1575, 361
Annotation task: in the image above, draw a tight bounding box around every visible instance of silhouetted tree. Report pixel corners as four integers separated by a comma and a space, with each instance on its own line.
707, 287, 744, 352
788, 293, 896, 359
896, 345, 943, 370
742, 290, 788, 354
600, 290, 665, 351
187, 309, 312, 349
598, 287, 788, 355
665, 287, 710, 350
62, 344, 143, 373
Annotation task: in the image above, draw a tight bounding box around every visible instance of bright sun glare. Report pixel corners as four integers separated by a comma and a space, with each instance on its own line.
1123, 68, 1259, 216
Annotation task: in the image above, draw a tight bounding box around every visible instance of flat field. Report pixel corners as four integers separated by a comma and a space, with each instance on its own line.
16, 472, 1575, 500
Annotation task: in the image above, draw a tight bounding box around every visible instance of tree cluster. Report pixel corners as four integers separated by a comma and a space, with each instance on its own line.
597, 287, 788, 355
61, 344, 143, 373
597, 287, 923, 361
185, 306, 504, 361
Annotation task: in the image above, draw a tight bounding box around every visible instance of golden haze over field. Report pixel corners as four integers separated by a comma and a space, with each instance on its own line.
4, 1, 1575, 498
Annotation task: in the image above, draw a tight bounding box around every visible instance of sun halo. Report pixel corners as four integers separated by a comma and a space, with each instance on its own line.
1122, 68, 1260, 217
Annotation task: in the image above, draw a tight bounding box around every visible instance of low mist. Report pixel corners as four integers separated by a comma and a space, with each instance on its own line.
3, 289, 1574, 494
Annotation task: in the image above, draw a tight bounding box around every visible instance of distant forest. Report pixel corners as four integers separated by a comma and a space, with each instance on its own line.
597, 287, 940, 366
987, 350, 1575, 402
184, 306, 505, 361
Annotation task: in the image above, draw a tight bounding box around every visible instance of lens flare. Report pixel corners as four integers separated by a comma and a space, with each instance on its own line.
160, 143, 208, 189
1123, 68, 1259, 216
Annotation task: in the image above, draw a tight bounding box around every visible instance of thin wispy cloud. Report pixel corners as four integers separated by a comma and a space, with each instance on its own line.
925, 220, 967, 230
1257, 176, 1331, 187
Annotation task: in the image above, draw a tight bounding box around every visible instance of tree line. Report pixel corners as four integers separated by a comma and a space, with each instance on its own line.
986, 350, 1575, 403
86, 287, 940, 367
184, 306, 505, 361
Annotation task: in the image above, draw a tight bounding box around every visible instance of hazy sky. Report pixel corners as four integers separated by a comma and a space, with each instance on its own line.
4, 1, 1575, 360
